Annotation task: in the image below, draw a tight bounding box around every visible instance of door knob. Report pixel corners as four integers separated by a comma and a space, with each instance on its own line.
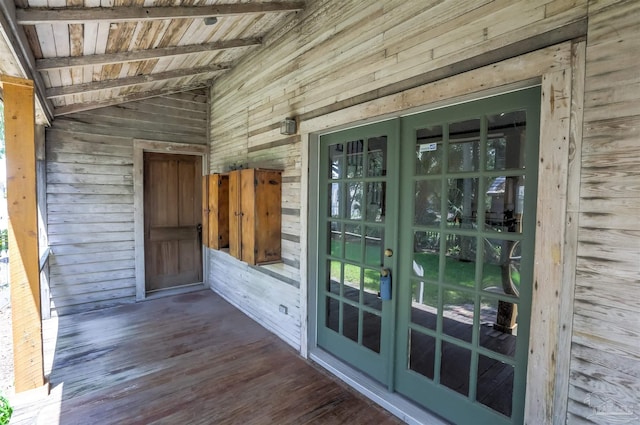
384, 248, 393, 257
381, 268, 390, 277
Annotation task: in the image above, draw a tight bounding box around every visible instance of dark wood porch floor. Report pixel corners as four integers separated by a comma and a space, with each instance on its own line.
11, 290, 402, 425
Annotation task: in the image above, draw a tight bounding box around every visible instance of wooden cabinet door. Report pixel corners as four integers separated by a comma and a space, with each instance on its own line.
252, 169, 282, 264
228, 168, 282, 265
144, 153, 203, 292
208, 173, 229, 249
228, 170, 242, 259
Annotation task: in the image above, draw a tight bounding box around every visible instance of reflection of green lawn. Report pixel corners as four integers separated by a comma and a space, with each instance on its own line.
413, 252, 520, 305
331, 240, 520, 305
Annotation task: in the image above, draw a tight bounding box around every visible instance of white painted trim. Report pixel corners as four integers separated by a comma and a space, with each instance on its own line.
133, 139, 209, 301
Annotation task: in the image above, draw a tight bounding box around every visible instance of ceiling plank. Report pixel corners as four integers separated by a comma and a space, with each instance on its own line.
0, 1, 53, 123
37, 38, 261, 70
46, 63, 229, 98
16, 2, 305, 24
53, 84, 209, 116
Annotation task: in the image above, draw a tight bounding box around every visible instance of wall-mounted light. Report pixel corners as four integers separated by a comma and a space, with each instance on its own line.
280, 118, 296, 135
204, 17, 218, 25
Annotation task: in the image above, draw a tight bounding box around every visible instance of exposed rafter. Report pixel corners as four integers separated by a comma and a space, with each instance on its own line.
37, 38, 262, 71
53, 83, 210, 116
16, 2, 305, 24
46, 64, 229, 98
0, 2, 52, 123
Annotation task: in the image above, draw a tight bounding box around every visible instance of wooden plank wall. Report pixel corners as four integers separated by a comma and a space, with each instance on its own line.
45, 89, 208, 316
567, 0, 640, 423
206, 0, 639, 422
207, 0, 588, 351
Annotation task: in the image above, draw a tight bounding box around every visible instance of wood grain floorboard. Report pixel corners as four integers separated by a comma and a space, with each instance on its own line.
12, 290, 402, 425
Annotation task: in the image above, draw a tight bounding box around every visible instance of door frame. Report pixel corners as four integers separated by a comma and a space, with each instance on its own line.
133, 139, 209, 301
303, 41, 585, 424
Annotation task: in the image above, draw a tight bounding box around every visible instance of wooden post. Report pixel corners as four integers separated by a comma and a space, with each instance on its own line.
1, 75, 45, 393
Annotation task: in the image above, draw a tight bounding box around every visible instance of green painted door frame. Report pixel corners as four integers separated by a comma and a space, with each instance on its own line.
315, 87, 541, 425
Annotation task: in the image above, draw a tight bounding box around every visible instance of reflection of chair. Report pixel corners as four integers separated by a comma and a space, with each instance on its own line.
485, 240, 519, 334
413, 260, 425, 303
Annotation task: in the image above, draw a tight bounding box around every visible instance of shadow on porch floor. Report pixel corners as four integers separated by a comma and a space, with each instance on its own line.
10, 290, 402, 424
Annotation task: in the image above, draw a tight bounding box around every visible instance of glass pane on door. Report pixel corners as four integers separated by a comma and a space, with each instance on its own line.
317, 121, 398, 385
326, 134, 388, 354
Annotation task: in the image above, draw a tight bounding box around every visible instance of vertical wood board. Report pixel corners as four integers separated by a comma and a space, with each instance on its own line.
208, 173, 230, 249
525, 68, 572, 424
254, 169, 282, 265
240, 168, 257, 264
3, 76, 46, 392
228, 170, 242, 259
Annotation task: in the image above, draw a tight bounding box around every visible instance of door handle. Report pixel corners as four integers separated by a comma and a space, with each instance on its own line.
380, 268, 392, 300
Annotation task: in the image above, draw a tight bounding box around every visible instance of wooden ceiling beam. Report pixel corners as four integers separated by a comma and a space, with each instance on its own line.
0, 2, 53, 123
16, 2, 304, 24
37, 38, 261, 71
46, 63, 229, 98
53, 83, 210, 116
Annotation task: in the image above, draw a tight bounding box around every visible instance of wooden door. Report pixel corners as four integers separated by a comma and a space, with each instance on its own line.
144, 152, 203, 292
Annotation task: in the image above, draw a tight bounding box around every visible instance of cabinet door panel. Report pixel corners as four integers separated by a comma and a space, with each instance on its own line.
228, 168, 282, 265
208, 173, 229, 249
240, 169, 257, 264
255, 170, 282, 264
228, 170, 242, 259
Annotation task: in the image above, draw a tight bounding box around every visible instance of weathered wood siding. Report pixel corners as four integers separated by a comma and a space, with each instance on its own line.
567, 1, 640, 422
207, 0, 587, 349
46, 89, 208, 316
206, 0, 639, 422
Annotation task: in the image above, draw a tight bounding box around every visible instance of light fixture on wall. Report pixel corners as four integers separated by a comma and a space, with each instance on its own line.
280, 118, 297, 135
204, 17, 218, 25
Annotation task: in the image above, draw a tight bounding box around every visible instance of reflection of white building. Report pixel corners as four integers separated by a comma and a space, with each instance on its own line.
486, 176, 524, 228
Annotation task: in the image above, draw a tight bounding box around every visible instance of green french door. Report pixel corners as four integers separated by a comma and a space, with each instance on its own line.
317, 87, 540, 425
317, 120, 400, 384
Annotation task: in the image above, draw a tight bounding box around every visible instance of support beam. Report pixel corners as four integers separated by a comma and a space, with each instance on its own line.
53, 83, 210, 116
46, 64, 229, 98
36, 38, 261, 71
16, 2, 305, 24
1, 75, 45, 393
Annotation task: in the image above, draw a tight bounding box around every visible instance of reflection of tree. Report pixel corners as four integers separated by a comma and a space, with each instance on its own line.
449, 140, 479, 172
347, 182, 362, 219
415, 145, 441, 226
368, 142, 385, 177
487, 138, 506, 170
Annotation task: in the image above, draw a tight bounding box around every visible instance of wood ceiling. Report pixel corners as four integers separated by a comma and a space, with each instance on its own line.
1, 1, 304, 123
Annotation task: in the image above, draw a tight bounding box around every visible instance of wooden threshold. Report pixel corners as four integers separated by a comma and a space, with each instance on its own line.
9, 290, 401, 425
